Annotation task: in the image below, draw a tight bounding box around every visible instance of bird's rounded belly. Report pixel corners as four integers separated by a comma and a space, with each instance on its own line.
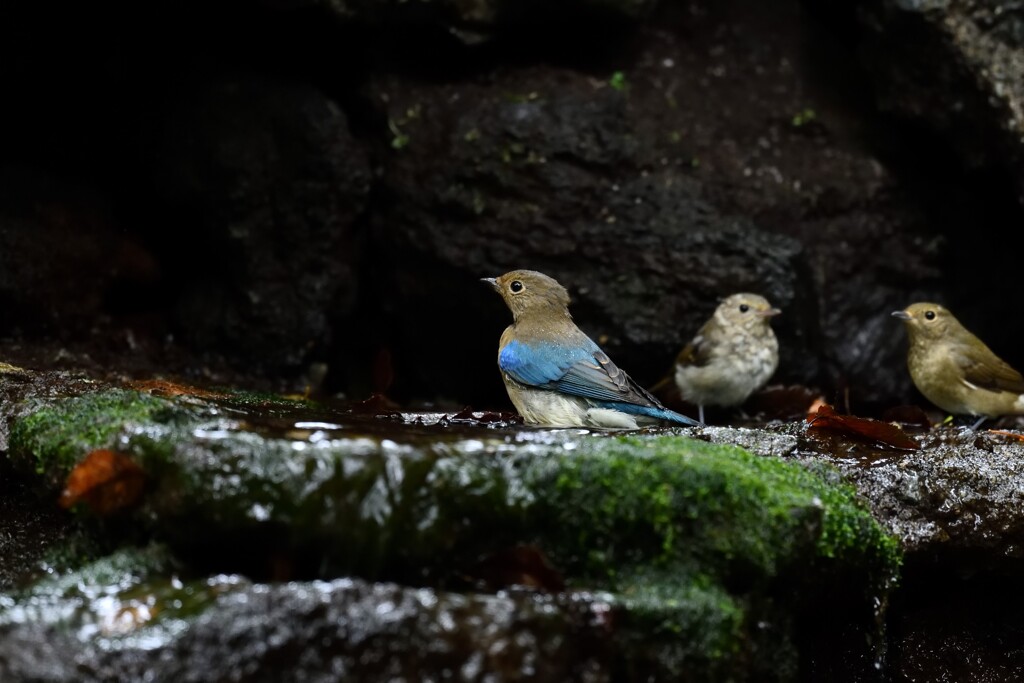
911, 355, 973, 415
675, 360, 766, 407
504, 381, 590, 427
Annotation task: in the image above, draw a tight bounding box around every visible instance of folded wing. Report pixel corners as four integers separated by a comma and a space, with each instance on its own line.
500, 338, 664, 408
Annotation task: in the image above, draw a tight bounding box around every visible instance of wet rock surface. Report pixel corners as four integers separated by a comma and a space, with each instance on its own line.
5, 368, 1024, 680
812, 428, 1024, 561
0, 551, 614, 683
711, 419, 1024, 681
0, 370, 898, 681
708, 420, 1024, 562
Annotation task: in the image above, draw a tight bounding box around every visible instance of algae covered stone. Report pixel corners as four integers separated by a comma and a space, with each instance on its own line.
8, 389, 197, 489
1, 380, 899, 680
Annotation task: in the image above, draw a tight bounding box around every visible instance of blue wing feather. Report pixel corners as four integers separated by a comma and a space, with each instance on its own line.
499, 338, 700, 426
499, 339, 590, 386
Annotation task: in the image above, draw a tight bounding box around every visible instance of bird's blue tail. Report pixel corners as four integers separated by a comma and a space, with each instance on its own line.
596, 401, 702, 427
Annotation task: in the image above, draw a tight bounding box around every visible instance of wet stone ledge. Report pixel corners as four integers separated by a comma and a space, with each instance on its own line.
0, 546, 613, 683
0, 369, 898, 681
702, 417, 1024, 682
704, 422, 1024, 564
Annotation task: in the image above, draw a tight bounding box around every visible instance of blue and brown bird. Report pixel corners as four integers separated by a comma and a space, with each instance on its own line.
893, 302, 1024, 428
653, 293, 780, 424
483, 270, 700, 429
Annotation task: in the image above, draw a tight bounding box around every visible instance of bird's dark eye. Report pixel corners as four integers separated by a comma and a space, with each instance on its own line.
509, 280, 524, 293
739, 304, 750, 313
924, 310, 936, 321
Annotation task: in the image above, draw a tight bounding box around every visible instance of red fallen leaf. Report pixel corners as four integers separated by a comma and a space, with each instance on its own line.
471, 545, 566, 593
126, 379, 228, 400
807, 404, 920, 450
59, 449, 146, 515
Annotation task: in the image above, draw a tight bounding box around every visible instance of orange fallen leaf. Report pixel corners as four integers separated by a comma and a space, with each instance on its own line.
807, 404, 920, 450
986, 429, 1024, 442
126, 379, 228, 400
806, 397, 829, 420
60, 449, 146, 515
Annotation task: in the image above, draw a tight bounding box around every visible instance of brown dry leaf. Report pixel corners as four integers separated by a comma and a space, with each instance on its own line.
59, 449, 146, 515
126, 379, 228, 400
807, 404, 920, 451
986, 429, 1024, 442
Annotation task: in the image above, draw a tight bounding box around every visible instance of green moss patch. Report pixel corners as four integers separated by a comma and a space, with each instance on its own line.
529, 436, 900, 584
7, 390, 194, 487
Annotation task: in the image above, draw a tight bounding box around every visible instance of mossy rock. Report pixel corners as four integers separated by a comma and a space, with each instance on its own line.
9, 390, 195, 488
2, 383, 899, 680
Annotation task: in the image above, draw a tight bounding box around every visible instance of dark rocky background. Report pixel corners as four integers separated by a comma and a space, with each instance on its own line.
2, 0, 1023, 413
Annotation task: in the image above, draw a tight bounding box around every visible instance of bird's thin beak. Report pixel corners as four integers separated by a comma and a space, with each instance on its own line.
481, 277, 499, 291
891, 310, 912, 321
759, 308, 782, 318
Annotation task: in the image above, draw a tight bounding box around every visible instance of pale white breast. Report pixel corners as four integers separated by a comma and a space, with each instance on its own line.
502, 376, 641, 429
674, 328, 778, 408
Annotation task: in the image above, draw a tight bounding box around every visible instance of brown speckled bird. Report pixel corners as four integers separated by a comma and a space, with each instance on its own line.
654, 293, 780, 423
